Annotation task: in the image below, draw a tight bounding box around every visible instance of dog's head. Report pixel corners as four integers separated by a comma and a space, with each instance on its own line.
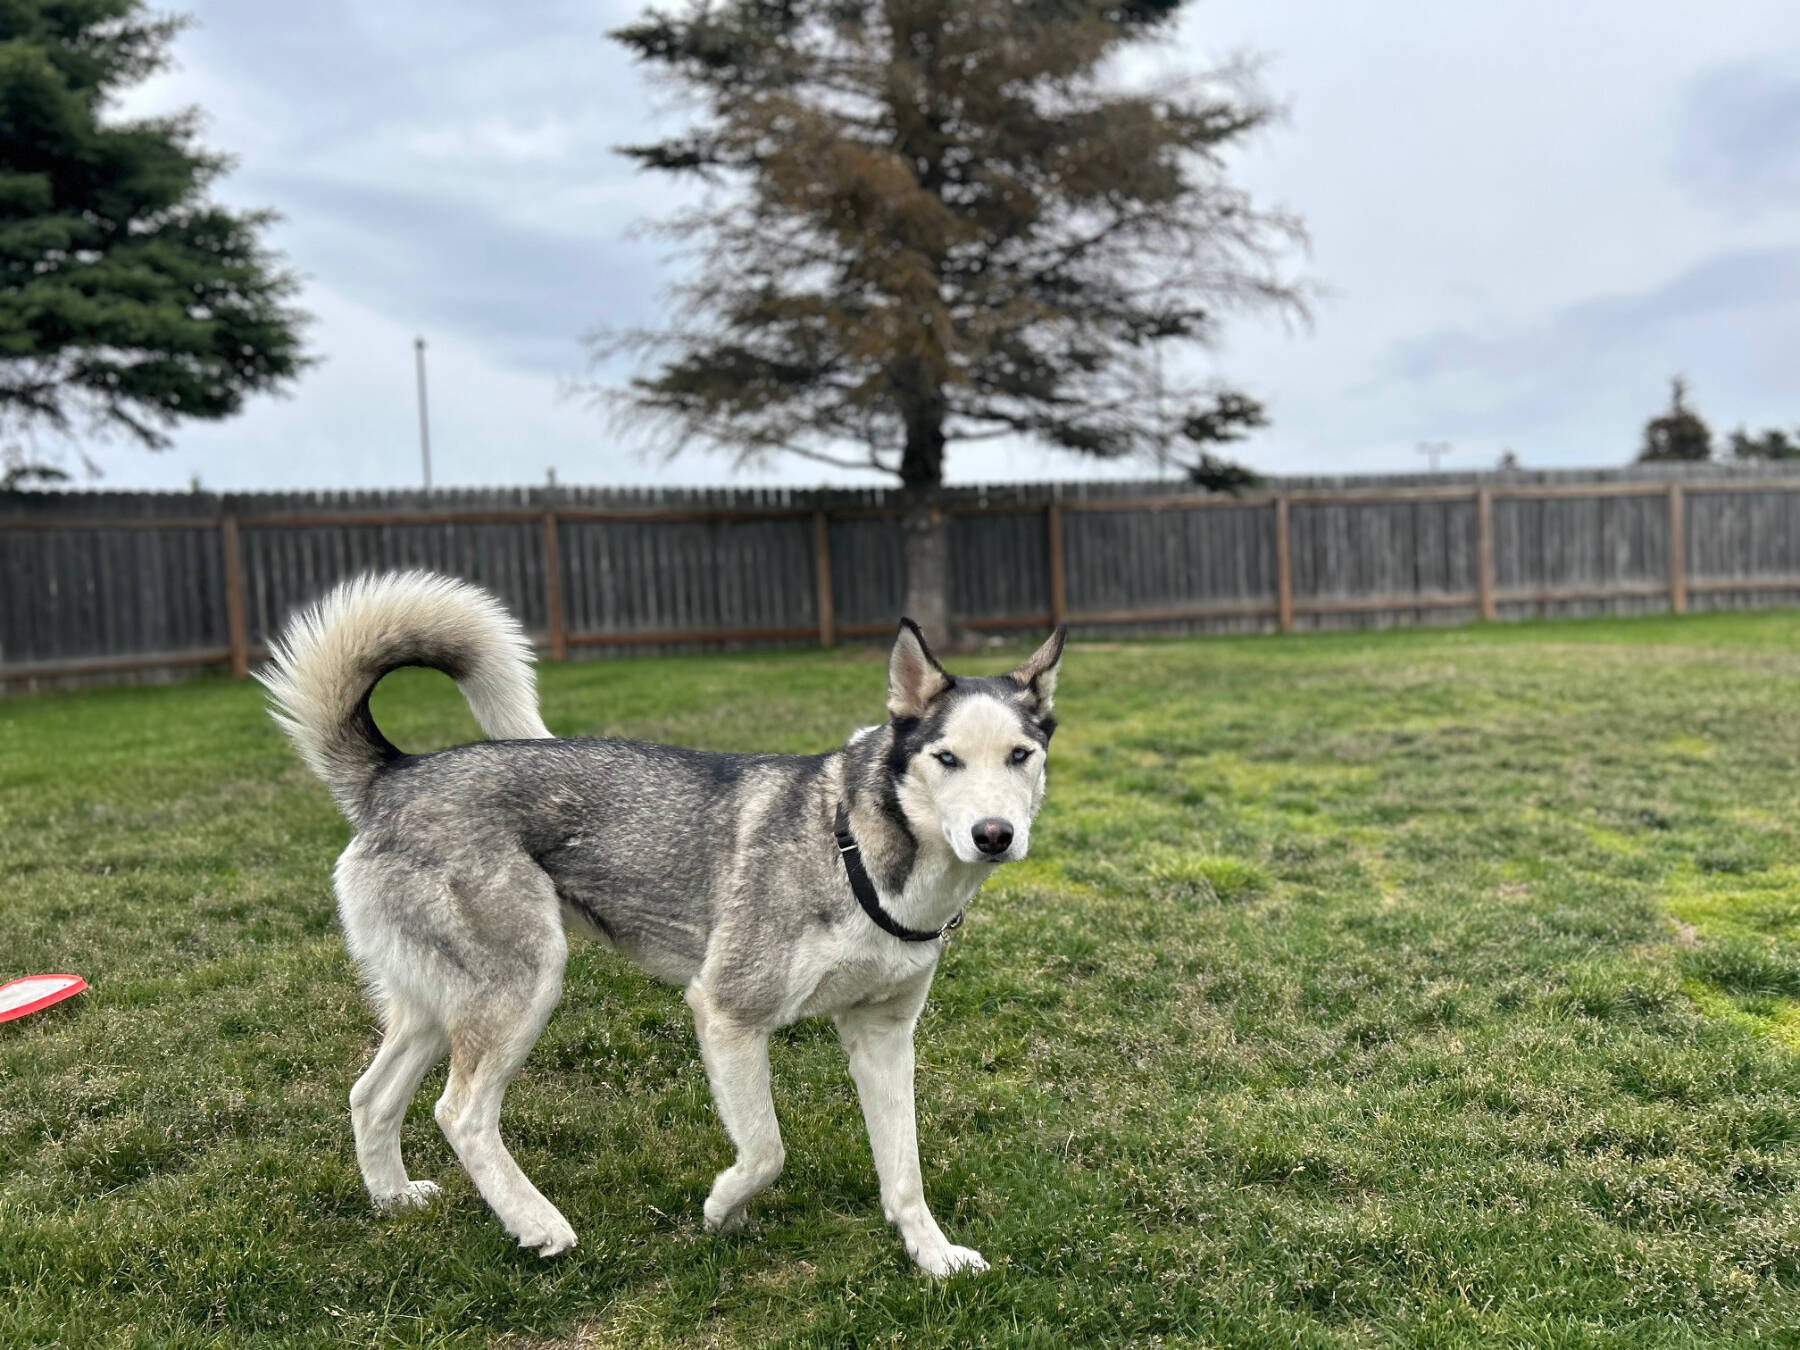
883, 619, 1065, 865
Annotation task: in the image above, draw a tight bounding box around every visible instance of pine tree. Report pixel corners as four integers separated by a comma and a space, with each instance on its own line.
0, 1, 308, 461
1636, 377, 1713, 463
600, 0, 1302, 643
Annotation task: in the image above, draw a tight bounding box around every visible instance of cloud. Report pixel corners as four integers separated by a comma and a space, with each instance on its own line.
1383, 247, 1800, 390
400, 116, 580, 163
128, 3, 703, 382
1674, 61, 1800, 213
79, 0, 1800, 489
247, 173, 669, 376
1346, 247, 1800, 458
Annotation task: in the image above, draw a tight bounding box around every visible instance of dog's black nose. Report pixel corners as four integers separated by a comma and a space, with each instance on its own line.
972, 818, 1013, 855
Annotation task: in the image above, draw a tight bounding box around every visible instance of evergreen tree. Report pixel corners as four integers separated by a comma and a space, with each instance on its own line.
0, 0, 308, 459
600, 0, 1302, 643
1636, 377, 1712, 463
1728, 425, 1800, 461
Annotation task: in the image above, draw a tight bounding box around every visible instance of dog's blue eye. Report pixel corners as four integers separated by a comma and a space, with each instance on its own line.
934, 751, 959, 768
1010, 747, 1034, 765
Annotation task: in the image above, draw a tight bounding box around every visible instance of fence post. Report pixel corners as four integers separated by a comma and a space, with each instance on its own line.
812, 510, 836, 648
220, 515, 249, 678
1046, 501, 1068, 629
1668, 483, 1686, 615
1275, 495, 1294, 634
541, 511, 566, 661
1476, 488, 1496, 622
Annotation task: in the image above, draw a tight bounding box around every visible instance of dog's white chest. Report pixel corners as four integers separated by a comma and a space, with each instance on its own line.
789, 932, 940, 1021
788, 848, 988, 1021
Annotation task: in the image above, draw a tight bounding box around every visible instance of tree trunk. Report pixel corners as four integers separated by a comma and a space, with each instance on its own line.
897, 370, 954, 650
900, 486, 952, 650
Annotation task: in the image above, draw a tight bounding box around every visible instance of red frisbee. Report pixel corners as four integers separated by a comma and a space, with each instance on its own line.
0, 974, 88, 1023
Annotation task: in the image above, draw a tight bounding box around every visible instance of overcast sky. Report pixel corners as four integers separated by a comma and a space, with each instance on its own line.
84, 0, 1800, 492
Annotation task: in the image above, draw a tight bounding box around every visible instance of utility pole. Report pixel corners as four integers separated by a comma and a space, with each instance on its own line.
1416, 440, 1452, 473
414, 336, 433, 490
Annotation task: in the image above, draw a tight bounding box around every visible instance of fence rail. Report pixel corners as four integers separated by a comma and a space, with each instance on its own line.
8, 472, 1800, 689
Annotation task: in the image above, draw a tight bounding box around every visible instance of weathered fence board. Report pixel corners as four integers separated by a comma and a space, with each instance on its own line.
10, 467, 1800, 690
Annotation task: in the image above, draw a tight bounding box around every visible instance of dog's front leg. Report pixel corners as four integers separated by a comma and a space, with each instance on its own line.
686, 983, 785, 1233
836, 991, 988, 1277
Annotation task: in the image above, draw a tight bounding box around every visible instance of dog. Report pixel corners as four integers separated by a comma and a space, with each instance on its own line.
260, 571, 1064, 1275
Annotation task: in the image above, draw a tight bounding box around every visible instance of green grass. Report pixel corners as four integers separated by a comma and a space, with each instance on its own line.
8, 612, 1800, 1347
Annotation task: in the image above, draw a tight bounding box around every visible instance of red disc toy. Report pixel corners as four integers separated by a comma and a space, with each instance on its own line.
0, 974, 88, 1023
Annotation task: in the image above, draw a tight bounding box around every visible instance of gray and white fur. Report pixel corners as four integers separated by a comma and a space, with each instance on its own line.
260, 571, 1065, 1274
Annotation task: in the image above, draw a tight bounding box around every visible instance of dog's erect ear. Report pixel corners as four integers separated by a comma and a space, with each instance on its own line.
888, 618, 953, 719
1008, 625, 1066, 712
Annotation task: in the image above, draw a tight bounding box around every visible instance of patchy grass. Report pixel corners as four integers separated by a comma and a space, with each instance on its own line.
7, 612, 1800, 1346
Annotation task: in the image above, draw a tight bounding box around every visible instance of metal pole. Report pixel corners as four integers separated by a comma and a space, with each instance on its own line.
414, 336, 433, 490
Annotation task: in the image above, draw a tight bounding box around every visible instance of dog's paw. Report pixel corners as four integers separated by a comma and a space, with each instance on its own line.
702, 1199, 750, 1234
373, 1180, 441, 1212
911, 1241, 989, 1277
514, 1211, 579, 1259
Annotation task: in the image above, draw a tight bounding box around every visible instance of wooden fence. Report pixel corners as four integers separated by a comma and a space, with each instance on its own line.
7, 471, 1800, 689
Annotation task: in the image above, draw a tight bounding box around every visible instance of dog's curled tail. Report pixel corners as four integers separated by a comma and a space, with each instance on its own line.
258, 571, 550, 821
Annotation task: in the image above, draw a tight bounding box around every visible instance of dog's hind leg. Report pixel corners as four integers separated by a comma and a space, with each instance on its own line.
433, 932, 576, 1258
686, 983, 785, 1234
350, 996, 449, 1210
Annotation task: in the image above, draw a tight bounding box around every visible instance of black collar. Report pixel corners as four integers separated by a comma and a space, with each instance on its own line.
834, 803, 963, 943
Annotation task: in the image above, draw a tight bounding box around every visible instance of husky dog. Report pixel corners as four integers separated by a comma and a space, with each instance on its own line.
260, 572, 1064, 1275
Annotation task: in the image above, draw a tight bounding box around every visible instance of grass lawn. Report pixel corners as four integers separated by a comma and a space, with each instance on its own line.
8, 614, 1800, 1347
